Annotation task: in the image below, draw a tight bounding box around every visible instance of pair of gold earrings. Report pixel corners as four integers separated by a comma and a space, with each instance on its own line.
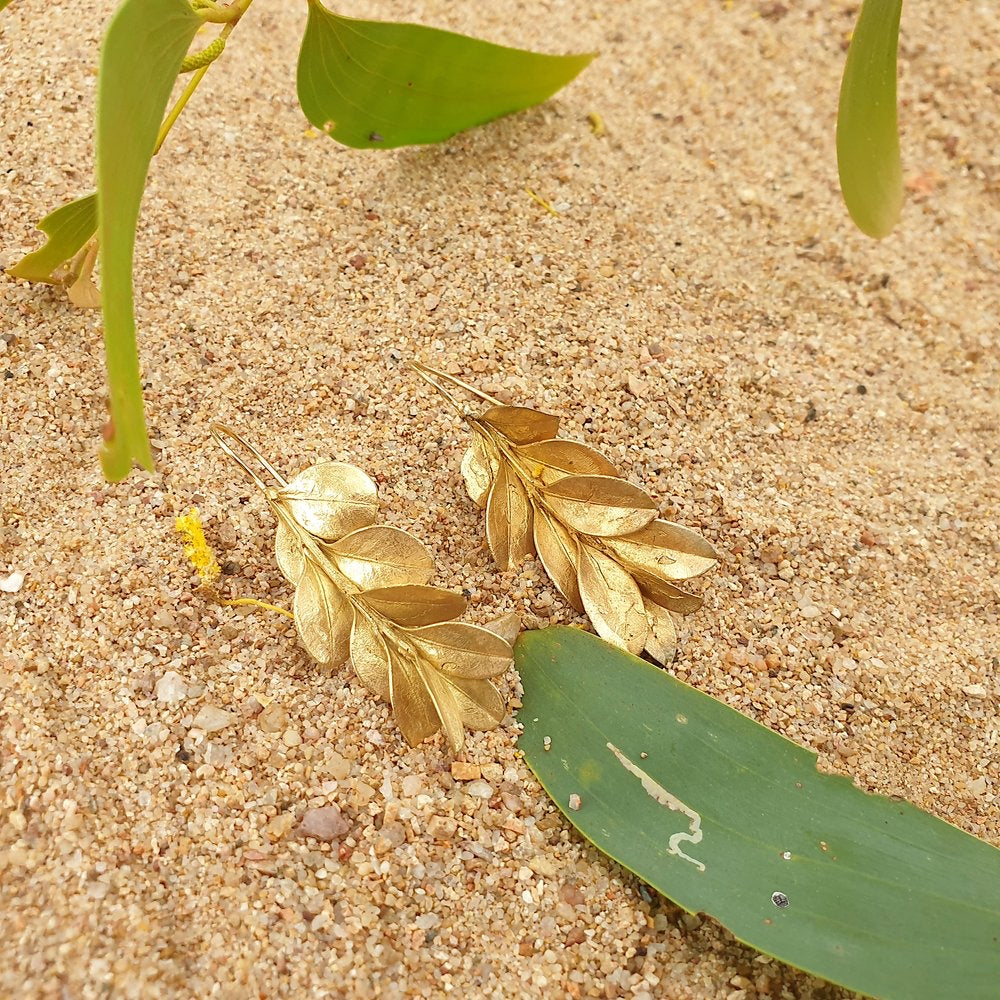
211, 363, 718, 754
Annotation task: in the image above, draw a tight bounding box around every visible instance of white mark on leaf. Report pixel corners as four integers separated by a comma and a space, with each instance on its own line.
606, 741, 705, 872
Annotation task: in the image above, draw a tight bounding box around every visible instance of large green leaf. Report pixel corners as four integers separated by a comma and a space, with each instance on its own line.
6, 192, 97, 284
297, 0, 595, 149
96, 0, 200, 480
517, 627, 1000, 1000
837, 0, 904, 238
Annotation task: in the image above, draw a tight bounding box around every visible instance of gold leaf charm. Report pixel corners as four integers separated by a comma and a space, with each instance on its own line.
411, 364, 719, 665
211, 424, 514, 753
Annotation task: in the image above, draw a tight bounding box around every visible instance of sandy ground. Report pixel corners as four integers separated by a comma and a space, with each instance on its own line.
1, 0, 998, 997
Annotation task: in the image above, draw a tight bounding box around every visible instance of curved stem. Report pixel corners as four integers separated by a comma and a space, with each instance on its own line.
154, 2, 253, 154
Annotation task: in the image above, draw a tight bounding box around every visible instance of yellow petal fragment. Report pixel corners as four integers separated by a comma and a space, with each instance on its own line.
532, 506, 584, 611
279, 461, 378, 541
350, 612, 392, 701
328, 525, 434, 590
479, 405, 560, 445
175, 507, 221, 587
359, 584, 467, 628
293, 560, 353, 665
517, 439, 618, 484
542, 475, 657, 538
486, 464, 534, 571
577, 543, 648, 655
643, 597, 677, 665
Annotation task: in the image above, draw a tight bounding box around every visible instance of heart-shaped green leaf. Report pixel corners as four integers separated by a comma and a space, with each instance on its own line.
96, 0, 201, 480
6, 192, 97, 284
517, 626, 1000, 1000
296, 0, 595, 149
837, 0, 904, 238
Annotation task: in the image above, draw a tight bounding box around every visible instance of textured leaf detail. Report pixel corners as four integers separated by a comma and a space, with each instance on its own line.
350, 611, 392, 701
633, 573, 703, 616
461, 436, 496, 508
389, 654, 441, 747
279, 462, 378, 541
533, 507, 584, 611
275, 517, 306, 585
486, 463, 534, 571
643, 598, 677, 665
543, 475, 657, 537
329, 526, 434, 590
297, 1, 594, 150
360, 585, 468, 628
407, 622, 513, 679
602, 519, 719, 581
518, 438, 618, 484
6, 192, 98, 284
480, 405, 561, 445
577, 543, 648, 655
294, 560, 352, 665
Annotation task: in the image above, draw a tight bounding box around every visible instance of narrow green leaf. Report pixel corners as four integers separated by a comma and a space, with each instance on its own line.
6, 193, 97, 284
517, 627, 1000, 1000
96, 0, 200, 480
837, 0, 904, 238
297, 1, 595, 149
0, 1, 15, 12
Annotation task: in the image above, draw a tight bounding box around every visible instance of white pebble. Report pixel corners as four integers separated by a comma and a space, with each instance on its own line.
466, 780, 494, 799
155, 670, 189, 703
0, 571, 25, 593
191, 705, 236, 733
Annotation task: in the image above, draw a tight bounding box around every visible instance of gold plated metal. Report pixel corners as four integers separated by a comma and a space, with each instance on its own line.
411, 364, 719, 664
211, 424, 513, 753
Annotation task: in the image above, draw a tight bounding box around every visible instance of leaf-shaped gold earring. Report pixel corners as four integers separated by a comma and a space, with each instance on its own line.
211, 424, 514, 753
411, 365, 719, 664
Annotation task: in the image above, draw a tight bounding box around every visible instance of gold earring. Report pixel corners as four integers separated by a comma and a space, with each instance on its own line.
411, 363, 719, 665
211, 424, 515, 754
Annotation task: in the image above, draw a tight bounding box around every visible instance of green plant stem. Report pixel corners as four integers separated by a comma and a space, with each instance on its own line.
154, 7, 250, 154
192, 0, 253, 23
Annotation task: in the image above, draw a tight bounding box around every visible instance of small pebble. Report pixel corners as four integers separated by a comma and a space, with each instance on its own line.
155, 671, 189, 704
298, 805, 350, 842
257, 702, 290, 733
568, 794, 582, 811
190, 705, 236, 733
0, 571, 24, 593
451, 761, 481, 781
282, 728, 302, 747
466, 780, 494, 799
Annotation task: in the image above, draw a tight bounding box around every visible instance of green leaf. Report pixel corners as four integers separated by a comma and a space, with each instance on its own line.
517, 627, 1000, 1000
297, 0, 595, 149
0, 1, 15, 12
6, 192, 97, 284
837, 0, 904, 238
96, 0, 200, 480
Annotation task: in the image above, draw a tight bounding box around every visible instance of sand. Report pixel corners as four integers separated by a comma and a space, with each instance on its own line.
1, 0, 997, 997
